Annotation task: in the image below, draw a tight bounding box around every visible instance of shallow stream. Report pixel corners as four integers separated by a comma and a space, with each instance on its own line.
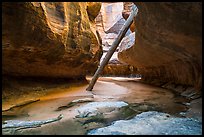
2, 77, 201, 135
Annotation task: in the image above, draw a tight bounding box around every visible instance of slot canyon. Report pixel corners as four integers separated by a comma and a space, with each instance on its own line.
2, 2, 202, 135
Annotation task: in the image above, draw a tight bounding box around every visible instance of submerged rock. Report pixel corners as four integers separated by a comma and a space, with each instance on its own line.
88, 111, 202, 135
75, 101, 128, 118
2, 114, 63, 135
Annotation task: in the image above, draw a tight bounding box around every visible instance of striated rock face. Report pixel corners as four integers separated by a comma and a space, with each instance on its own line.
87, 2, 101, 21
2, 2, 103, 78
94, 2, 134, 76
95, 2, 131, 46
99, 2, 124, 33
118, 2, 202, 90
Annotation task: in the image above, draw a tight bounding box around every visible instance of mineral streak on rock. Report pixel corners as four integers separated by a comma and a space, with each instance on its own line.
118, 2, 202, 91
2, 2, 103, 78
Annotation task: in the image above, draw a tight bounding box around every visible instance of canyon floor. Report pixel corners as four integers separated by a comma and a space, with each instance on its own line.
2, 77, 202, 135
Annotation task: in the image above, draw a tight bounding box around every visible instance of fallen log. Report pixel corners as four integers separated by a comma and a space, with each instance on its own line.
86, 5, 138, 91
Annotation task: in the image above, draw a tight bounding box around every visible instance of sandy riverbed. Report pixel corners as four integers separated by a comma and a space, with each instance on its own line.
2, 77, 202, 135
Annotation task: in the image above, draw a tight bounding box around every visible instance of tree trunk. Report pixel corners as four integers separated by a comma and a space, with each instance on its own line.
86, 5, 138, 91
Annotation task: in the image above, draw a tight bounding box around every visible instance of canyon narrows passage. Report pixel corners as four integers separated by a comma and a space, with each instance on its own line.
2, 2, 202, 135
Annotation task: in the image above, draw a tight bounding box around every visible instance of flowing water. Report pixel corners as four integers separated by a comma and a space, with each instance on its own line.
2, 77, 200, 135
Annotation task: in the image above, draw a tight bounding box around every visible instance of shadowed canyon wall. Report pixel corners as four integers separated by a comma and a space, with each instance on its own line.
118, 2, 202, 90
2, 2, 102, 78
2, 2, 202, 92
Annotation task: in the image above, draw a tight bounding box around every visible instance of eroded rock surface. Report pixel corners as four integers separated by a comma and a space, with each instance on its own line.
2, 2, 103, 78
118, 2, 202, 91
95, 2, 135, 76
95, 2, 132, 46
119, 32, 135, 52
88, 111, 202, 135
75, 101, 128, 118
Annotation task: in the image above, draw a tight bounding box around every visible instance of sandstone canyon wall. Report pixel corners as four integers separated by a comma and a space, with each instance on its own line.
2, 2, 102, 78
95, 2, 137, 76
118, 2, 202, 90
122, 2, 135, 32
